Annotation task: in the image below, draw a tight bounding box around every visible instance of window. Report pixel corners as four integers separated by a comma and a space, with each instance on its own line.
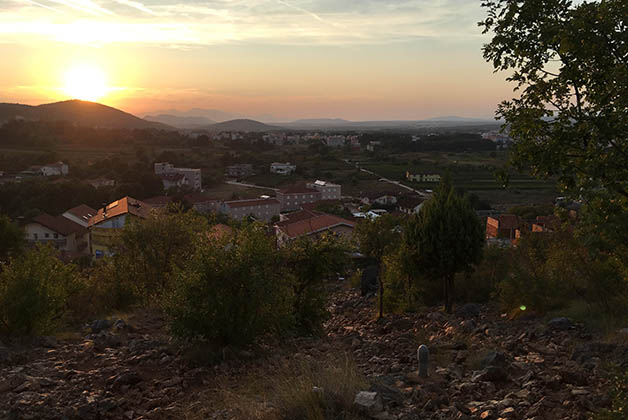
53, 233, 59, 239
45, 233, 49, 238
33, 233, 38, 239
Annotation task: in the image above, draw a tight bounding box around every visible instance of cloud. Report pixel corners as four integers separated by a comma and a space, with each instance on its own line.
0, 0, 486, 46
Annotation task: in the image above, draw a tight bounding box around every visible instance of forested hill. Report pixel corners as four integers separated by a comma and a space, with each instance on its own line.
0, 100, 173, 130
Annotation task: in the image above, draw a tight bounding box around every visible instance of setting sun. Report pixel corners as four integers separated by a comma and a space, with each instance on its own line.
62, 65, 108, 102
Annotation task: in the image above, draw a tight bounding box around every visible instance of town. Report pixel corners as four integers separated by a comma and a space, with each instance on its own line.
1, 0, 626, 418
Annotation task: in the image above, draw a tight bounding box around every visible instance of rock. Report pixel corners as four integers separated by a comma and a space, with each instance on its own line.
481, 350, 507, 369
472, 366, 508, 382
456, 303, 481, 318
354, 391, 384, 416
548, 317, 573, 330
110, 371, 141, 390
389, 318, 413, 331
113, 319, 127, 331
0, 374, 25, 393
89, 319, 113, 333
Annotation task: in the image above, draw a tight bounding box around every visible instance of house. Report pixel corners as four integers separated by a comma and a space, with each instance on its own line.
184, 194, 219, 214
219, 198, 280, 222
275, 212, 355, 245
531, 215, 560, 233
406, 172, 441, 183
154, 162, 202, 191
270, 162, 297, 175
89, 197, 152, 258
86, 177, 115, 188
159, 173, 186, 190
325, 135, 345, 147
277, 186, 322, 211
226, 164, 254, 178
366, 141, 381, 152
361, 191, 399, 207
62, 204, 97, 228
397, 195, 424, 214
486, 214, 522, 240
306, 180, 342, 200
41, 162, 69, 176
24, 213, 89, 258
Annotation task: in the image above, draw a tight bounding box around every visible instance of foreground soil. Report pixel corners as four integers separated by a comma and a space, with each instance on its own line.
1, 287, 626, 419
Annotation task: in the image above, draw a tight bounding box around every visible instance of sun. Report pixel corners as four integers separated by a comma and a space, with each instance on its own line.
62, 65, 108, 102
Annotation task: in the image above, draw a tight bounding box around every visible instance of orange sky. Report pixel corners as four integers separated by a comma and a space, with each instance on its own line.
0, 0, 514, 121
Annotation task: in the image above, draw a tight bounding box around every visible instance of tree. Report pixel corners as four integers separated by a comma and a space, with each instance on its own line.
112, 207, 208, 300
0, 214, 24, 264
354, 214, 402, 318
282, 234, 348, 334
480, 0, 628, 222
165, 223, 294, 345
403, 176, 484, 313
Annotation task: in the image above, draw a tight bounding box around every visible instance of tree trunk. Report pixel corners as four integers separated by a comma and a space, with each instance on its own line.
378, 275, 384, 319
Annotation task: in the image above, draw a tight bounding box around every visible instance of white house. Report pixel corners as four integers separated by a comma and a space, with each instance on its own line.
270, 162, 297, 175
24, 213, 89, 257
154, 162, 202, 191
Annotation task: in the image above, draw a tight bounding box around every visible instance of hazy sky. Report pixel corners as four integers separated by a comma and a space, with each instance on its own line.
0, 0, 514, 120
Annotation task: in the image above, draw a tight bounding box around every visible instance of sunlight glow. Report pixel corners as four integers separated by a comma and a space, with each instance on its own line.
62, 65, 108, 101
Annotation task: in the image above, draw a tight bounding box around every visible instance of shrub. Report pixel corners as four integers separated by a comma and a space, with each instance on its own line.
165, 223, 294, 346
112, 208, 207, 301
282, 234, 349, 335
0, 245, 81, 336
496, 232, 628, 316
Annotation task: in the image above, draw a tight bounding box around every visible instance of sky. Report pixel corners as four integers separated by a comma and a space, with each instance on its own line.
0, 0, 515, 121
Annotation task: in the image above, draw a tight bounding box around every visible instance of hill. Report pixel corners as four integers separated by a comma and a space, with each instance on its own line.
144, 114, 215, 129
0, 100, 173, 130
203, 119, 281, 132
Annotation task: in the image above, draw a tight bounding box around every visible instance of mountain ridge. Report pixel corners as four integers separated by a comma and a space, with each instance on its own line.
0, 100, 173, 130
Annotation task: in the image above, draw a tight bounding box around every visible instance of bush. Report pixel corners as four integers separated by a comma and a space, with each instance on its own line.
112, 208, 207, 301
496, 232, 628, 316
282, 234, 349, 335
165, 223, 294, 346
0, 245, 81, 336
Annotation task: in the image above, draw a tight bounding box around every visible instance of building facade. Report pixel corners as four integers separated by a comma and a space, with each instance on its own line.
270, 162, 297, 175
306, 180, 342, 200
220, 198, 280, 222
154, 162, 202, 191
277, 186, 321, 211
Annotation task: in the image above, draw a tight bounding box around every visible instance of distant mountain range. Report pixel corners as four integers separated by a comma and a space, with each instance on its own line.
0, 100, 172, 130
144, 114, 216, 129
0, 100, 499, 133
203, 119, 281, 132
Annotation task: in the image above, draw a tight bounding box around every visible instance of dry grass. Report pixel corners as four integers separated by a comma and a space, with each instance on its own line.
182, 352, 369, 420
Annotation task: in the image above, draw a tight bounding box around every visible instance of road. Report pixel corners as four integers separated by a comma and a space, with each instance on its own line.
344, 159, 426, 197
225, 180, 279, 192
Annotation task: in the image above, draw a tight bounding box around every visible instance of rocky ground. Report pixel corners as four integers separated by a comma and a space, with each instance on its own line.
1, 287, 626, 420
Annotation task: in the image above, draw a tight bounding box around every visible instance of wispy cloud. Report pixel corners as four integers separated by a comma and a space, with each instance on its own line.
0, 0, 486, 46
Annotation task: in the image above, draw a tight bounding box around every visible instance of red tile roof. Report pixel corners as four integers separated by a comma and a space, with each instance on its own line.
224, 198, 280, 208
277, 209, 320, 226
277, 213, 354, 239
64, 204, 97, 222
31, 214, 86, 236
498, 214, 521, 230
89, 196, 152, 227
